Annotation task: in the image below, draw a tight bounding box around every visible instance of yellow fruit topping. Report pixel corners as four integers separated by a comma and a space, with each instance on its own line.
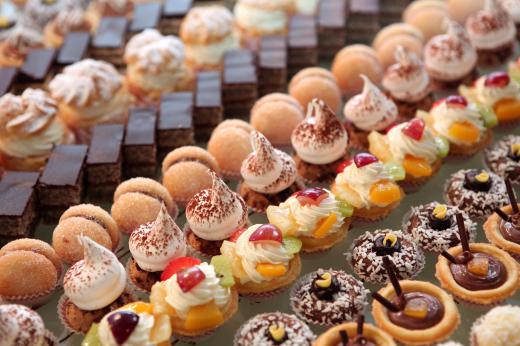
383, 233, 398, 248
119, 302, 153, 315
404, 299, 429, 319
402, 155, 433, 178
475, 171, 489, 183
432, 204, 447, 220
368, 131, 393, 163
268, 323, 286, 342
467, 256, 490, 277
256, 263, 288, 278
313, 213, 338, 239
448, 121, 480, 143
0, 17, 9, 29
315, 272, 332, 288
369, 180, 402, 207
184, 302, 224, 331
150, 282, 176, 318
511, 143, 520, 156
494, 98, 520, 122
150, 314, 172, 344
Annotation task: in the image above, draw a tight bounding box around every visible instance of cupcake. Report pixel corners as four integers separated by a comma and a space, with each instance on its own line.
0, 89, 74, 171
49, 59, 132, 143
128, 203, 187, 292
124, 29, 194, 106
0, 304, 57, 345
267, 187, 351, 253
465, 0, 516, 66
343, 75, 398, 149
403, 202, 477, 253
161, 146, 220, 207
444, 169, 509, 219
290, 269, 368, 326
60, 236, 135, 334
111, 177, 178, 234
484, 135, 520, 184
43, 6, 92, 47
347, 229, 425, 284
238, 131, 305, 213
24, 0, 69, 28
470, 305, 520, 346
185, 170, 248, 257
459, 71, 520, 124
149, 256, 238, 338
314, 316, 396, 346
419, 95, 494, 156
291, 99, 349, 183
423, 20, 478, 90
372, 23, 425, 69
180, 5, 237, 70
382, 45, 434, 118
233, 312, 316, 346
500, 0, 520, 39
289, 67, 342, 114
368, 118, 448, 189
331, 152, 405, 222
0, 24, 44, 67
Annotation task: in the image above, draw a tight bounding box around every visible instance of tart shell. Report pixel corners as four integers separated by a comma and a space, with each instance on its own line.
314, 322, 396, 346
483, 204, 520, 259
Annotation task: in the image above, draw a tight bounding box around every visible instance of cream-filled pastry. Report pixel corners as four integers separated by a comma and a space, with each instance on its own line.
24, 0, 69, 28
43, 6, 92, 47
0, 24, 44, 67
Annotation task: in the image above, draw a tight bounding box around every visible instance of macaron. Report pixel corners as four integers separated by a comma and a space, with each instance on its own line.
289, 67, 342, 113
403, 0, 450, 41
447, 0, 485, 23
372, 23, 424, 69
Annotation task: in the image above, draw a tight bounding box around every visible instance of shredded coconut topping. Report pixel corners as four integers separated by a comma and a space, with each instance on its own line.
484, 135, 520, 185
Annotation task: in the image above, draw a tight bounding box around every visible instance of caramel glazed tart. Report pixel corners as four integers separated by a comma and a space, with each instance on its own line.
372, 280, 460, 346
435, 243, 520, 305
314, 322, 396, 346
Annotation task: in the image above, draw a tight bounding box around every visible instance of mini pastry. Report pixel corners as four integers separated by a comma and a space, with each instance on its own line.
86, 0, 133, 28
372, 258, 460, 346
0, 2, 20, 41
24, 0, 69, 28
343, 75, 398, 149
459, 71, 520, 124
149, 256, 238, 338
43, 6, 92, 47
128, 202, 187, 292
447, 0, 485, 23
347, 229, 425, 284
423, 20, 478, 90
403, 0, 450, 40
444, 169, 509, 219
238, 131, 305, 213
290, 269, 368, 326
82, 302, 172, 346
500, 0, 520, 39
0, 89, 74, 171
0, 24, 44, 67
161, 146, 220, 207
53, 204, 119, 265
267, 187, 351, 252
470, 305, 520, 346
484, 135, 520, 184
234, 312, 316, 346
0, 239, 60, 306
111, 177, 177, 234
331, 152, 405, 221
60, 236, 135, 334
419, 95, 494, 156
382, 45, 434, 118
220, 223, 302, 296
124, 29, 194, 105
403, 202, 477, 253
0, 304, 57, 346
372, 23, 425, 69
332, 45, 384, 97
180, 5, 237, 70
289, 67, 342, 114
207, 119, 253, 179
368, 118, 448, 188
49, 59, 132, 143
250, 93, 305, 147
465, 0, 516, 66
291, 0, 319, 15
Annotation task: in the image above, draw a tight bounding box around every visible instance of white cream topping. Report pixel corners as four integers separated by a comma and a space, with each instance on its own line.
500, 0, 520, 22
98, 311, 155, 346
94, 0, 128, 13
53, 7, 89, 35
164, 263, 231, 319
473, 305, 520, 346
0, 2, 19, 41
25, 0, 65, 26
343, 75, 398, 131
474, 75, 520, 106
181, 5, 234, 43
0, 305, 47, 346
4, 24, 43, 55
293, 0, 319, 14
63, 236, 127, 311
185, 35, 238, 66
430, 101, 485, 145
129, 203, 187, 272
234, 1, 288, 34
382, 45, 431, 102
386, 122, 439, 164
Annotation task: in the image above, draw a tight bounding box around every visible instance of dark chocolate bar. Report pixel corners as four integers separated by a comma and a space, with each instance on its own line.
194, 71, 222, 140
130, 2, 162, 33
19, 48, 56, 81
0, 67, 17, 96
158, 92, 194, 154
288, 15, 318, 76
91, 16, 128, 65
160, 0, 192, 35
223, 49, 255, 68
260, 35, 287, 51
124, 107, 157, 177
57, 32, 90, 65
318, 0, 347, 59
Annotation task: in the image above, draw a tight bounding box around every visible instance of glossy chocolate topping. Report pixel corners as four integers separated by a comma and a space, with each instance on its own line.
388, 292, 444, 330
373, 235, 401, 256
499, 213, 520, 244
428, 213, 453, 231
450, 252, 507, 291
464, 170, 492, 192
310, 272, 340, 301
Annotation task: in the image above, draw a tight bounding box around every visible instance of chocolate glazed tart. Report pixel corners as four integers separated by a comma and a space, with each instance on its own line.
484, 204, 520, 261
314, 322, 396, 346
372, 280, 460, 346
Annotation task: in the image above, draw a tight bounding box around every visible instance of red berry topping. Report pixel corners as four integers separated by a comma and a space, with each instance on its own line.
353, 153, 378, 168
484, 72, 510, 88
108, 311, 139, 345
161, 257, 201, 281
445, 95, 467, 108
249, 224, 283, 244
336, 159, 353, 173
431, 98, 446, 109
295, 187, 328, 206
176, 266, 206, 293
228, 227, 247, 242
401, 118, 425, 141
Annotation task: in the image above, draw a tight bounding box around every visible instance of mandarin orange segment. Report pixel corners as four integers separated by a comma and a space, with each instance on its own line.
467, 257, 490, 276
184, 302, 224, 331
120, 302, 154, 315
493, 98, 520, 122
402, 155, 433, 178
368, 131, 393, 163
313, 213, 338, 239
256, 263, 288, 278
369, 180, 401, 207
404, 299, 429, 319
448, 121, 481, 143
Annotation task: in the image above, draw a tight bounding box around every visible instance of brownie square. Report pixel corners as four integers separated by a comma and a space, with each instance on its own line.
260, 35, 287, 51
318, 0, 347, 58
124, 107, 157, 177
258, 50, 287, 85
129, 2, 162, 34
288, 16, 318, 74
0, 67, 17, 96
91, 16, 128, 66
13, 48, 56, 92
158, 92, 194, 155
160, 0, 192, 35
223, 49, 255, 68
56, 32, 90, 66
194, 71, 222, 140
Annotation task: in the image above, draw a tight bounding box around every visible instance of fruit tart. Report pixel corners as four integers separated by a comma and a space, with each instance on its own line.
82, 302, 172, 346
470, 305, 520, 346
484, 134, 520, 185
291, 98, 349, 183
219, 223, 302, 296
459, 71, 520, 124
368, 118, 449, 189
418, 95, 495, 156
266, 187, 351, 253
149, 256, 238, 339
435, 214, 520, 305
331, 152, 405, 222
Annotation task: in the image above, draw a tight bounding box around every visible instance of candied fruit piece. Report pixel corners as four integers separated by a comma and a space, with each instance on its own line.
120, 302, 153, 315
467, 257, 490, 276
150, 314, 172, 344
256, 263, 288, 278
313, 213, 338, 239
269, 323, 286, 342
368, 131, 393, 163
283, 236, 302, 255
315, 272, 333, 288
448, 121, 480, 143
404, 299, 429, 319
266, 206, 297, 236
432, 204, 447, 220
184, 302, 224, 331
402, 155, 433, 178
369, 180, 401, 207
493, 98, 520, 122
211, 255, 235, 288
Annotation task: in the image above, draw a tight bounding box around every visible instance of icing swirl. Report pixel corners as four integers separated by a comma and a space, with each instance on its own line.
430, 101, 485, 145
0, 305, 48, 346
98, 310, 155, 346
474, 74, 520, 106
386, 122, 439, 164
3, 24, 43, 57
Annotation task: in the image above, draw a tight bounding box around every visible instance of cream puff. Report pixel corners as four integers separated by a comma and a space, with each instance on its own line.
289, 67, 342, 114
0, 1, 20, 41
0, 24, 44, 68
86, 0, 133, 29
291, 0, 319, 14
43, 6, 92, 48
24, 0, 70, 28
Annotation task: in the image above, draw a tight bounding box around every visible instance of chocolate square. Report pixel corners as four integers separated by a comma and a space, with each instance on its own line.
163, 0, 192, 17
130, 2, 162, 32
194, 72, 222, 139
0, 67, 17, 96
18, 48, 56, 82
224, 49, 255, 68
158, 92, 194, 151
92, 17, 128, 48
57, 32, 90, 65
124, 107, 157, 177
260, 35, 287, 51
350, 0, 379, 14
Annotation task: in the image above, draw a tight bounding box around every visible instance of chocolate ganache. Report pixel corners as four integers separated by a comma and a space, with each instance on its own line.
499, 213, 520, 244
388, 292, 444, 330
450, 252, 507, 291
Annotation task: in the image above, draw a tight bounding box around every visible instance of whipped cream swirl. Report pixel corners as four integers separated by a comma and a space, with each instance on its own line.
431, 101, 485, 145
386, 122, 439, 164
63, 236, 127, 311
474, 74, 520, 106
234, 0, 290, 34
98, 310, 155, 346
500, 0, 520, 22
4, 24, 43, 55
0, 305, 48, 346
181, 6, 234, 43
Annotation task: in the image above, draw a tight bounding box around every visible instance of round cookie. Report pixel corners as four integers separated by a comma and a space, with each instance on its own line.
289, 67, 342, 113
447, 0, 484, 24
0, 239, 62, 278
372, 23, 424, 69
403, 0, 450, 41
